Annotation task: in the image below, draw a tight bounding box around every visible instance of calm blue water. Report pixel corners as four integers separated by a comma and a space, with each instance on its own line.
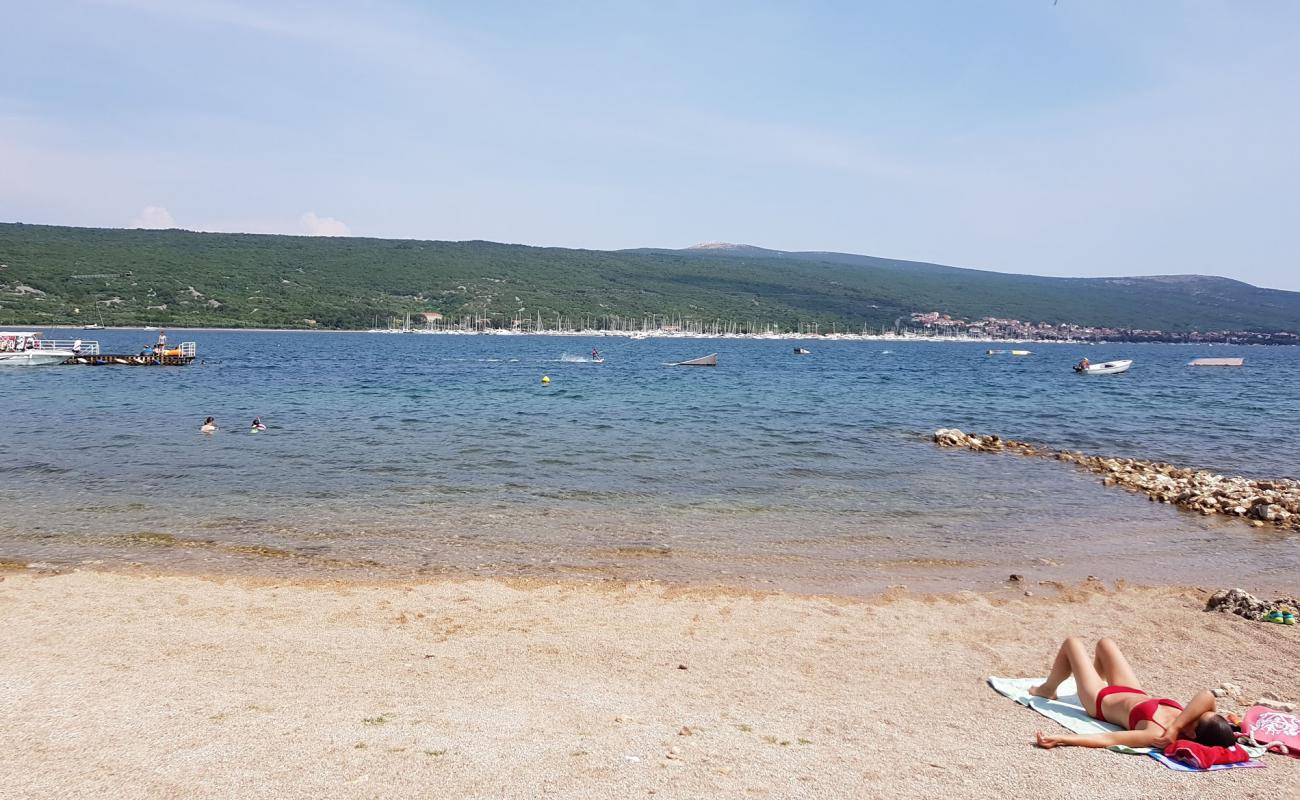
2, 330, 1297, 593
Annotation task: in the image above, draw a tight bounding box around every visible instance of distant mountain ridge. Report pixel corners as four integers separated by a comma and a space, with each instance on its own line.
662, 243, 1272, 287
1, 222, 1297, 333
628, 241, 1300, 330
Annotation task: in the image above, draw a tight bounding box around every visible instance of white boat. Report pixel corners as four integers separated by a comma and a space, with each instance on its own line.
0, 332, 76, 366
1011, 350, 1032, 356
1074, 359, 1132, 375
794, 347, 811, 355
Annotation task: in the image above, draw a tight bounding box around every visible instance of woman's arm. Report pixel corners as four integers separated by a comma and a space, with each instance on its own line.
1036, 729, 1159, 749
1156, 690, 1217, 747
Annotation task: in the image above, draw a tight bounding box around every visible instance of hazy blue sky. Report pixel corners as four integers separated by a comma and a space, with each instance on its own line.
2, 1, 1297, 289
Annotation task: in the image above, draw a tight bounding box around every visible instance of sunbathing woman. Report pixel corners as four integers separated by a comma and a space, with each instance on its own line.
1030, 637, 1235, 749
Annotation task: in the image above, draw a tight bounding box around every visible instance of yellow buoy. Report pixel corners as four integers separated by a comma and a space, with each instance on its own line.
541, 375, 550, 384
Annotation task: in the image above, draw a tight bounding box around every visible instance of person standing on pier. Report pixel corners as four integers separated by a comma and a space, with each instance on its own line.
156, 330, 167, 350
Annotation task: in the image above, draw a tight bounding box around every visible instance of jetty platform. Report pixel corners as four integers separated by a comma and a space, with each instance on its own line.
67, 340, 197, 366
20, 337, 199, 366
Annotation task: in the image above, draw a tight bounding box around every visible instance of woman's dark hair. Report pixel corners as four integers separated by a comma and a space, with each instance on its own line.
1193, 714, 1237, 748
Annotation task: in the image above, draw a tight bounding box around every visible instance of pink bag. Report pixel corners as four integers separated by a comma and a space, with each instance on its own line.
1241, 706, 1300, 758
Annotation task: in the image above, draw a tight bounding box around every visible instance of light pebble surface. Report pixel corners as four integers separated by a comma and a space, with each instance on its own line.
1, 570, 1298, 799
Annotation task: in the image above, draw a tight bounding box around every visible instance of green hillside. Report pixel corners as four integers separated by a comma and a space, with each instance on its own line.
1, 222, 1297, 333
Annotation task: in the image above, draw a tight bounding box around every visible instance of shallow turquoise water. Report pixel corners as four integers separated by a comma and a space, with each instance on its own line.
1, 331, 1297, 593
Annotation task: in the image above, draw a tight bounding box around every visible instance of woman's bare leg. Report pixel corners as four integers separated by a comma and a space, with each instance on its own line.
1093, 638, 1142, 689
1030, 637, 1105, 711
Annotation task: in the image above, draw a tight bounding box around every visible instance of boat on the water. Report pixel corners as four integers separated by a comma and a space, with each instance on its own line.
1011, 350, 1032, 356
986, 349, 1008, 355
0, 332, 77, 366
1074, 359, 1132, 375
794, 347, 811, 355
671, 353, 717, 367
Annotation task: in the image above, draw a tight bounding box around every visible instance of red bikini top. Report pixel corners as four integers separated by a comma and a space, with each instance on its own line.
1129, 697, 1184, 731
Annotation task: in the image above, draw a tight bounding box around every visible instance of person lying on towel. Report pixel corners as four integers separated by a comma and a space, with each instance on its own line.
1030, 637, 1235, 750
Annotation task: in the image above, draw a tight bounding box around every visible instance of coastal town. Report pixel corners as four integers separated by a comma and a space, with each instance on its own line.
908, 311, 1300, 345
364, 309, 1300, 344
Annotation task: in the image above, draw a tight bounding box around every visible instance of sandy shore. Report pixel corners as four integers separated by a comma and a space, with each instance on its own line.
1, 570, 1297, 799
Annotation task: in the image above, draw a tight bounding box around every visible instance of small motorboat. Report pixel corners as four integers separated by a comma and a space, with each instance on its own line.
1010, 350, 1032, 356
671, 353, 717, 367
1074, 359, 1132, 375
0, 332, 77, 366
794, 347, 811, 355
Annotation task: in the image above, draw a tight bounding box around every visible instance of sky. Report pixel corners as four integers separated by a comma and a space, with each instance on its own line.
2, 1, 1298, 290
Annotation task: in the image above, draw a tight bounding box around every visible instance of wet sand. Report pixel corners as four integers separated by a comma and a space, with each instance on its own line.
1, 569, 1297, 799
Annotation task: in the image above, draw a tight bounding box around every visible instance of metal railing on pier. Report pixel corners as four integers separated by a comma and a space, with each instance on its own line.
36, 339, 101, 355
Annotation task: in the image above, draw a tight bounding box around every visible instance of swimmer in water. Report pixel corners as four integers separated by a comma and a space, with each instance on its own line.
201, 416, 217, 433
250, 416, 267, 433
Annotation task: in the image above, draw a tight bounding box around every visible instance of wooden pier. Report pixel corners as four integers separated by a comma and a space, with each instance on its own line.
58, 339, 198, 366
65, 352, 196, 366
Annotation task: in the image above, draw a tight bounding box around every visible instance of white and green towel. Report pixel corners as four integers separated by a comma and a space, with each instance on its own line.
987, 675, 1151, 754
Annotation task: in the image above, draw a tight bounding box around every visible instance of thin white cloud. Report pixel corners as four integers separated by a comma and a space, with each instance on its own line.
102, 0, 476, 84
130, 206, 176, 229
299, 211, 350, 237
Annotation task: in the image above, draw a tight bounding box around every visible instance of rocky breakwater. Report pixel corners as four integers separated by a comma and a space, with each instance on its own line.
932, 428, 1300, 532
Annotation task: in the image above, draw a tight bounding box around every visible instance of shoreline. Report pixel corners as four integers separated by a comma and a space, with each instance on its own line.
2, 568, 1296, 799
19, 323, 1286, 345
0, 557, 1253, 600
20, 323, 1065, 342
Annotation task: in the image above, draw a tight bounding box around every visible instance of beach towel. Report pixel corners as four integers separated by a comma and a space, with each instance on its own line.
1241, 706, 1300, 757
987, 676, 1149, 754
988, 676, 1265, 770
1150, 748, 1265, 772
1160, 741, 1253, 770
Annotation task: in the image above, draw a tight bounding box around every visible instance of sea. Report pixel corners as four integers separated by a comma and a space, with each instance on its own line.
2, 330, 1297, 595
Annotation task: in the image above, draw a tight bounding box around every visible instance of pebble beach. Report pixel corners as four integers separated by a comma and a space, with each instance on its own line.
2, 568, 1298, 799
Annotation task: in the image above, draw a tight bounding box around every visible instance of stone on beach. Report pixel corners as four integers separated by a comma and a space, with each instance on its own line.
1256, 696, 1297, 713
1204, 588, 1300, 622
932, 429, 1300, 532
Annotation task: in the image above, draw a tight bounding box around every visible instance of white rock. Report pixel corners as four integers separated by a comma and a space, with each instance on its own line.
1256, 696, 1296, 713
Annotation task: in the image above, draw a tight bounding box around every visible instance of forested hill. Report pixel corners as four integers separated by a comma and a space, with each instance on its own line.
2, 222, 1298, 333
